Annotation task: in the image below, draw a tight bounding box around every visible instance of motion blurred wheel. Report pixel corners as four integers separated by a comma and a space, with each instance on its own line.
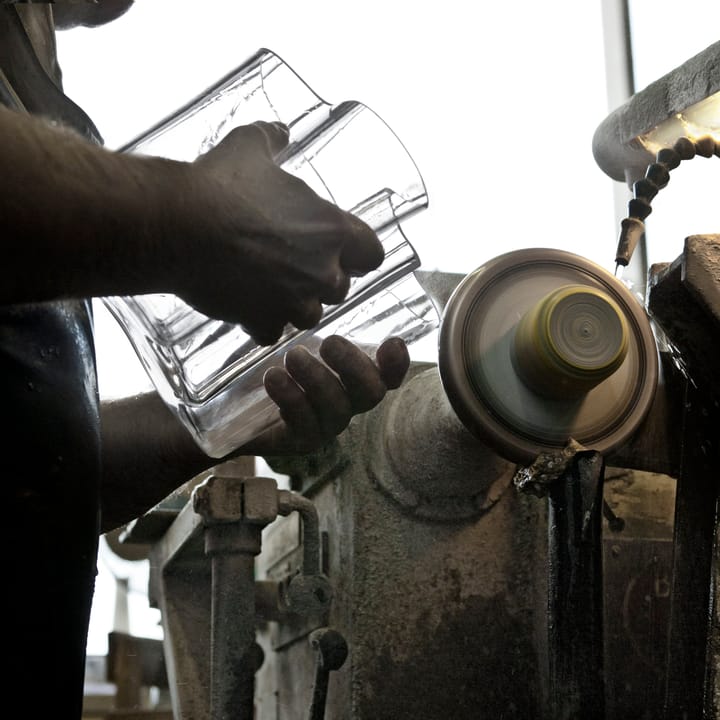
439, 248, 658, 463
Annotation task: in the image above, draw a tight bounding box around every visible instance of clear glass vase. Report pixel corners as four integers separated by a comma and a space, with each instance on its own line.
103, 48, 437, 458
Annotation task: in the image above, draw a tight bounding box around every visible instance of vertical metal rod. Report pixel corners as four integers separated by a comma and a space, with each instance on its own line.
600, 0, 635, 108
663, 381, 719, 719
207, 524, 262, 720
548, 450, 606, 720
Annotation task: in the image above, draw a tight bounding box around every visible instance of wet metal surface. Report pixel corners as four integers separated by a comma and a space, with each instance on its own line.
546, 451, 606, 720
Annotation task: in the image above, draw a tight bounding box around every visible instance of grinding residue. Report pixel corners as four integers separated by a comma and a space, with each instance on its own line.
512, 438, 587, 497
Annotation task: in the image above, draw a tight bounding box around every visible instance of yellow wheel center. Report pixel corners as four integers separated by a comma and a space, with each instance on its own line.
512, 284, 629, 399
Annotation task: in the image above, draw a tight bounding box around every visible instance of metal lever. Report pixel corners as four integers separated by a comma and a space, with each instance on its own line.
307, 628, 348, 720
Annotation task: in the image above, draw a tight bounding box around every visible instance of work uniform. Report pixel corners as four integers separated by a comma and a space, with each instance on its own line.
1, 5, 104, 716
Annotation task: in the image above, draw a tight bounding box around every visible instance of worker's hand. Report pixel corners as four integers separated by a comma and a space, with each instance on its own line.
178, 121, 383, 345
239, 335, 410, 455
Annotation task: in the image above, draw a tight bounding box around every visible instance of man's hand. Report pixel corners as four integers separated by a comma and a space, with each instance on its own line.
0, 109, 381, 345
240, 335, 410, 455
100, 335, 409, 529
179, 121, 384, 345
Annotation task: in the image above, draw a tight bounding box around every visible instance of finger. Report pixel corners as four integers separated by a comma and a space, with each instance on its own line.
319, 335, 386, 413
339, 214, 384, 276
318, 270, 351, 306
375, 337, 410, 389
284, 346, 352, 436
242, 317, 288, 347
287, 297, 324, 331
237, 418, 292, 456
263, 366, 323, 439
253, 120, 291, 158
220, 121, 290, 159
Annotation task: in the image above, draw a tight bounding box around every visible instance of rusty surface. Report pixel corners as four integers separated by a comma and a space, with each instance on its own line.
647, 233, 720, 719
662, 377, 719, 719
683, 234, 720, 325
710, 519, 720, 718
648, 234, 720, 397
603, 536, 673, 720
256, 390, 549, 719
603, 469, 676, 720
362, 592, 539, 719
253, 361, 702, 718
546, 451, 606, 720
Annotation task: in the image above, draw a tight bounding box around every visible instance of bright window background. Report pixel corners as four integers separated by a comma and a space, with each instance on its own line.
53, 0, 718, 656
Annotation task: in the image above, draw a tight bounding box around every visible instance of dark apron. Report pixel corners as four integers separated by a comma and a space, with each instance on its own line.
1, 6, 104, 717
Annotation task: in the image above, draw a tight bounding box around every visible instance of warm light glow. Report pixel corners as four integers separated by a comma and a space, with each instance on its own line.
638, 91, 720, 153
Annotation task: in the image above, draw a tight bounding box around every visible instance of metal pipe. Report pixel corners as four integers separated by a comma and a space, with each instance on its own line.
278, 489, 321, 576
205, 523, 263, 720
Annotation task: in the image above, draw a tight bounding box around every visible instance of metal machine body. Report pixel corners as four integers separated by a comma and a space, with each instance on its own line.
121, 235, 718, 718
116, 42, 719, 720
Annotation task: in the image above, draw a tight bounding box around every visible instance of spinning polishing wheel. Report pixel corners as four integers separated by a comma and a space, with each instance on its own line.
438, 248, 658, 464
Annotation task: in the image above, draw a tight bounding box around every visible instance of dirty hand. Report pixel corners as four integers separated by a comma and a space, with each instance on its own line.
178, 121, 383, 345
240, 335, 410, 455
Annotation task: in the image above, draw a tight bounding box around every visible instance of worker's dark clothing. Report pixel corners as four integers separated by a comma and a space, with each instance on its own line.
2, 6, 104, 717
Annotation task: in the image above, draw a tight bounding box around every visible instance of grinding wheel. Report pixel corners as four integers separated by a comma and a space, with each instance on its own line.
438, 248, 658, 464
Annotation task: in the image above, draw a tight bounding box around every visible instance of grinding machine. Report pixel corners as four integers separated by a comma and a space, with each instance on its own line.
117, 44, 719, 719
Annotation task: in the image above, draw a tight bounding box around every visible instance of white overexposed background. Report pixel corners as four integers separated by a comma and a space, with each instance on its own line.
54, 0, 719, 656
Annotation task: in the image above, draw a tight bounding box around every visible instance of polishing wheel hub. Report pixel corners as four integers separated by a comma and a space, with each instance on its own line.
513, 284, 629, 399
439, 249, 658, 463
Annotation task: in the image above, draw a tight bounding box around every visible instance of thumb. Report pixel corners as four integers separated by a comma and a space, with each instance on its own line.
254, 120, 291, 158
220, 121, 290, 159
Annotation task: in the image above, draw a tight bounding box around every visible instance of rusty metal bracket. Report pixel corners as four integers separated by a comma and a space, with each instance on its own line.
516, 443, 606, 719
547, 449, 606, 720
